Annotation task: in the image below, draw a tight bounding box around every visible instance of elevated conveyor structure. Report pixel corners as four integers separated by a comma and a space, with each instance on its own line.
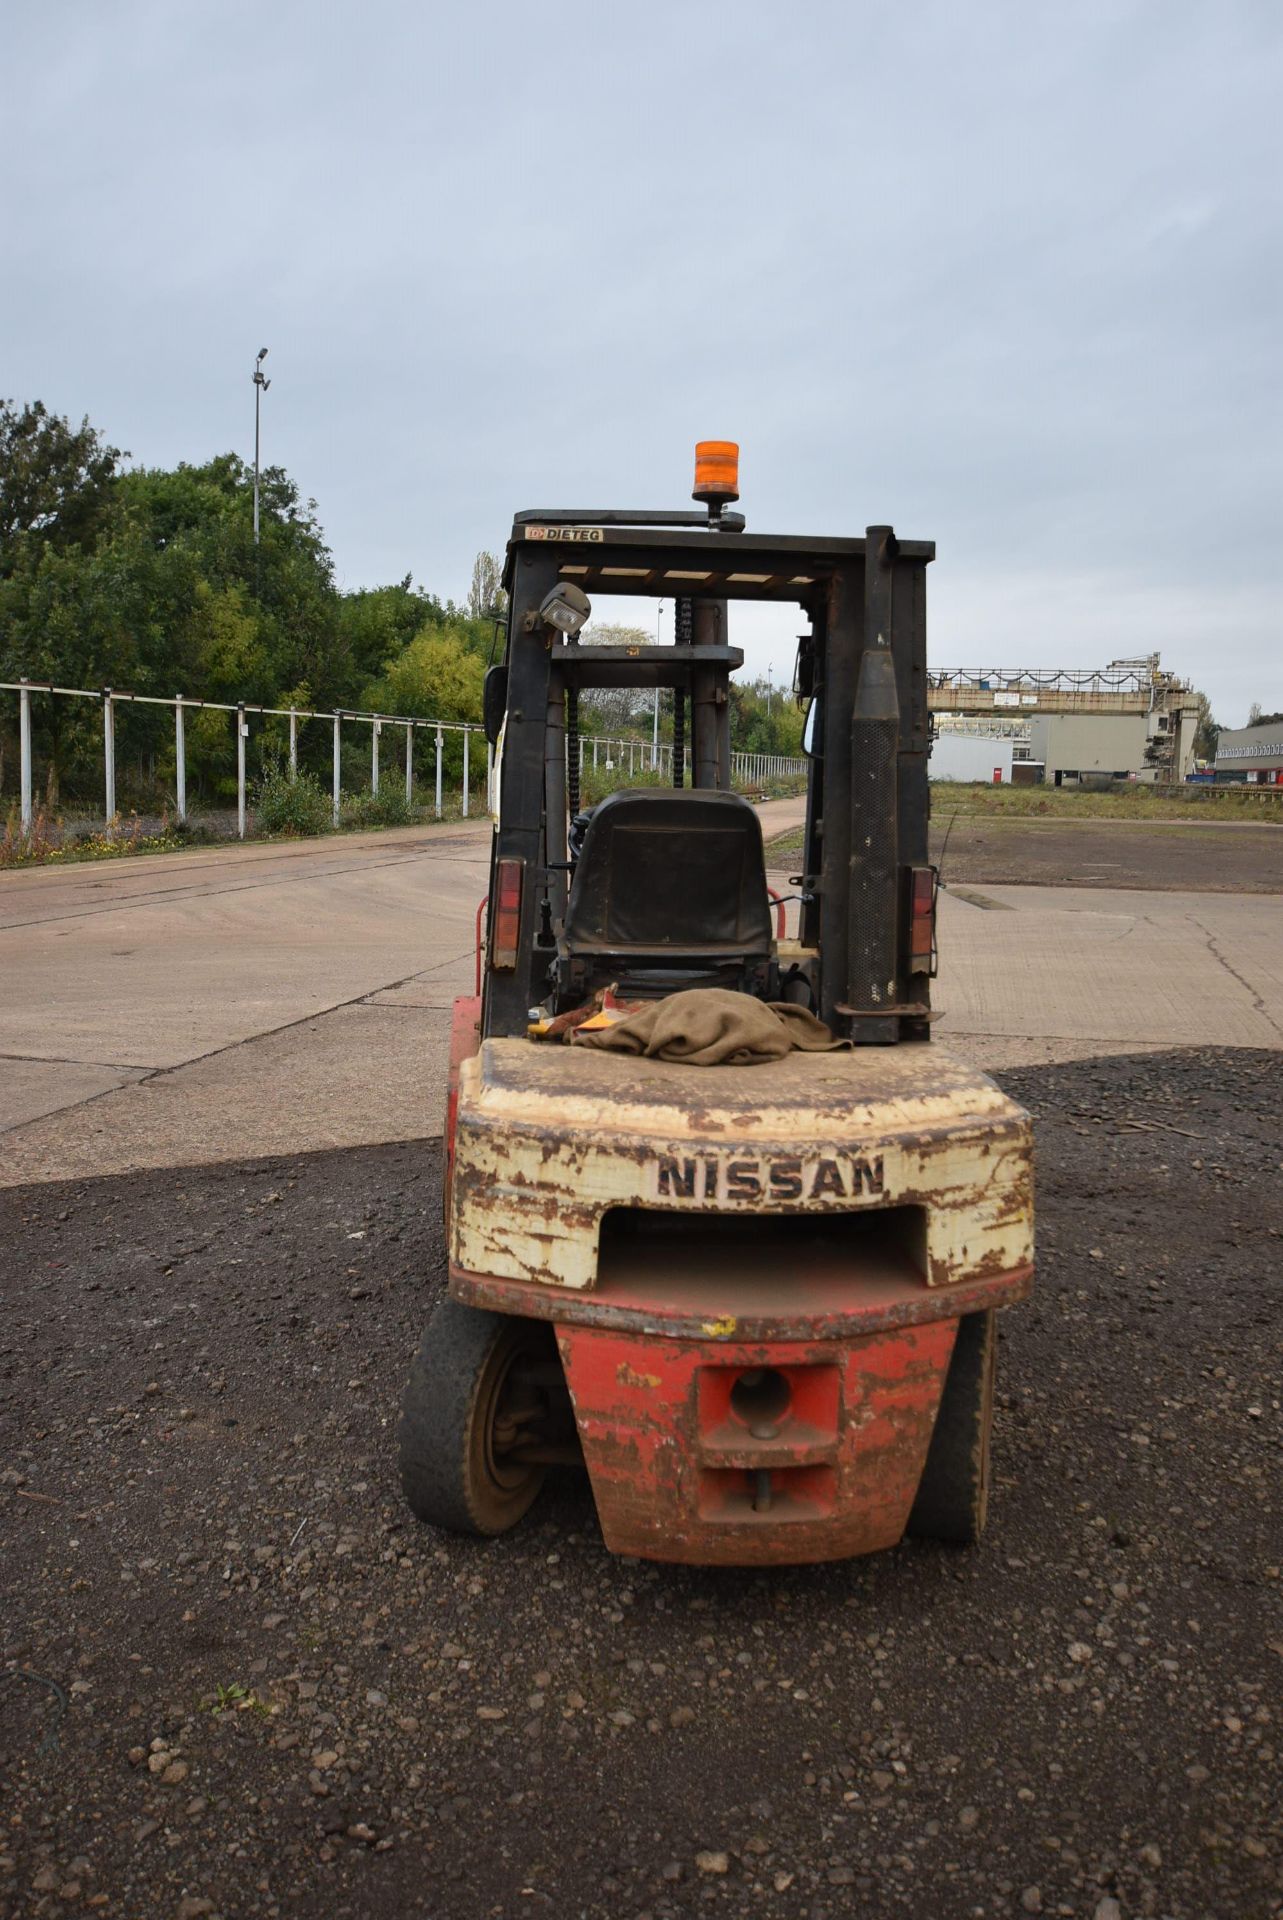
928, 656, 1200, 779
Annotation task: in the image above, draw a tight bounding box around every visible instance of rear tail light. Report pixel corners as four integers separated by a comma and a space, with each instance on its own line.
908, 865, 937, 974
491, 858, 524, 970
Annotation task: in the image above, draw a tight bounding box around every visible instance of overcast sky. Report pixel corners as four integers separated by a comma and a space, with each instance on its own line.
4, 0, 1279, 723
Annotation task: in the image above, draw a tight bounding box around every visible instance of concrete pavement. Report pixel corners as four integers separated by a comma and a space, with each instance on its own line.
2, 805, 1280, 1186
934, 881, 1283, 1057
0, 824, 489, 1185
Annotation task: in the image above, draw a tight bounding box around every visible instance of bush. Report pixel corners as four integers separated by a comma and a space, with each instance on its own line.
254, 761, 332, 837
340, 787, 415, 830
1, 805, 187, 867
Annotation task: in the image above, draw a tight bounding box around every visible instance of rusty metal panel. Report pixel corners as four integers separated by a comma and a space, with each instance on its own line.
450, 1038, 1033, 1293
450, 1229, 1032, 1344
556, 1321, 957, 1566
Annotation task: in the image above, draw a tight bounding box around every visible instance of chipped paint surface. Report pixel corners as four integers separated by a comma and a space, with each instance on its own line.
451, 1036, 1033, 1292
616, 1362, 661, 1389
556, 1321, 959, 1566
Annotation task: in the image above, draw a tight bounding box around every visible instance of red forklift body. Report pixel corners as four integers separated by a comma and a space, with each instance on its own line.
400, 458, 1035, 1565
442, 1017, 1033, 1565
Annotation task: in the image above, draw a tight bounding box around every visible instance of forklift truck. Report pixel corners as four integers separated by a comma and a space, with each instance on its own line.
399, 445, 1034, 1566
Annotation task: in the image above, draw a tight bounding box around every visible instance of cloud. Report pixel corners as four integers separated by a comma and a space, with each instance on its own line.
2, 0, 1279, 725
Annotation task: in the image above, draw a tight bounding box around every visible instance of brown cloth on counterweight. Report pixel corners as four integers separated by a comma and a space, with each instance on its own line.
568, 987, 849, 1067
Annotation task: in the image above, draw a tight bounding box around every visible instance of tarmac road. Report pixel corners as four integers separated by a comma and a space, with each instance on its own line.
1, 1047, 1279, 1919
2, 805, 1281, 1186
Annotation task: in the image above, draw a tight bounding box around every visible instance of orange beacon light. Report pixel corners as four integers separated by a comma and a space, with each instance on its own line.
692, 441, 740, 508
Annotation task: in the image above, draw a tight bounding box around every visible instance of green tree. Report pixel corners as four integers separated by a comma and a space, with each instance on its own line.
577, 624, 653, 736
730, 676, 804, 757
336, 578, 437, 687
364, 625, 485, 722
0, 398, 122, 566
466, 550, 506, 620
0, 398, 507, 814
114, 455, 344, 707
1191, 690, 1219, 761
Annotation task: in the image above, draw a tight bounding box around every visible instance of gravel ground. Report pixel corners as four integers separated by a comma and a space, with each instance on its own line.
1, 1048, 1280, 1920
927, 819, 1283, 893
767, 818, 1283, 893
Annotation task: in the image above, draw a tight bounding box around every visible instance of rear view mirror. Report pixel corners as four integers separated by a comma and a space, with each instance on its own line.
483, 664, 508, 747
802, 694, 822, 758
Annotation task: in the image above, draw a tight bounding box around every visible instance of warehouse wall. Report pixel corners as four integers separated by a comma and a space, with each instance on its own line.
929, 734, 1015, 783
1028, 713, 1151, 780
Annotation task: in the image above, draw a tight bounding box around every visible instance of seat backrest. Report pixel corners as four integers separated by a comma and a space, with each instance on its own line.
561, 789, 773, 960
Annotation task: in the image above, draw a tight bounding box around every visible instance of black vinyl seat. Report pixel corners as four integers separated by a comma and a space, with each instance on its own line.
555, 789, 776, 1005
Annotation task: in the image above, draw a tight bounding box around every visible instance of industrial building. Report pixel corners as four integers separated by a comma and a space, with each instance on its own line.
1213, 720, 1283, 785
928, 657, 1199, 786
929, 729, 1015, 784
1026, 711, 1159, 785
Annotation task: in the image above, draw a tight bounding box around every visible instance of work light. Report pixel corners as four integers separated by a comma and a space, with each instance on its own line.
538, 583, 592, 637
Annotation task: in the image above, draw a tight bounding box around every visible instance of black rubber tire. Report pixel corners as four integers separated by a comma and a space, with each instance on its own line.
399, 1298, 549, 1537
906, 1308, 997, 1545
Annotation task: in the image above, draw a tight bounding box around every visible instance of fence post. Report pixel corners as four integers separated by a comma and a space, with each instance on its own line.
405, 723, 414, 808
593, 737, 599, 770
435, 725, 443, 819
236, 702, 247, 839
103, 688, 116, 827
462, 728, 470, 818
289, 707, 297, 775
175, 696, 186, 822
18, 679, 32, 830
371, 719, 380, 797
332, 713, 341, 827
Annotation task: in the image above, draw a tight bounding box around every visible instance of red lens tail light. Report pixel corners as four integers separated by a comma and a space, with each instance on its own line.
908, 865, 936, 974
491, 858, 524, 970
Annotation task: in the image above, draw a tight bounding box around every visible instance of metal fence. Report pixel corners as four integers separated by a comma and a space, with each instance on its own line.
4, 678, 805, 836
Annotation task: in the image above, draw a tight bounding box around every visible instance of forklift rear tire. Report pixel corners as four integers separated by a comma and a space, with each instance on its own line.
906, 1308, 996, 1545
399, 1299, 550, 1537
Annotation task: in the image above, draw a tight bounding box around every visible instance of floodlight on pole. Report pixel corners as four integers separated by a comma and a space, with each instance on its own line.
652, 601, 662, 769
252, 348, 270, 546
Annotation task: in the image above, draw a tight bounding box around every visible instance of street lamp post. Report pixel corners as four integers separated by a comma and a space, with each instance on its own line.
652, 600, 662, 770
252, 348, 270, 544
